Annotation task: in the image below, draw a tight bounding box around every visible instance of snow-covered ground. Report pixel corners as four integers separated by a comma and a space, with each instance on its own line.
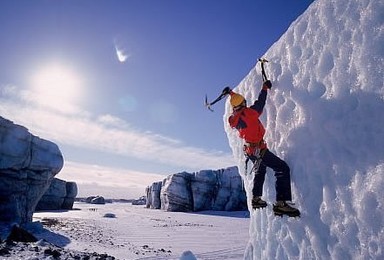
21, 202, 248, 259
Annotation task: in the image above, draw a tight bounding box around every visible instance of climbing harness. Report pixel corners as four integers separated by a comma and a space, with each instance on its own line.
244, 142, 267, 175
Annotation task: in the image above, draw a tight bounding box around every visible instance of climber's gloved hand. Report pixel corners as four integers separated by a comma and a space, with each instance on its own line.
222, 86, 232, 95
263, 80, 272, 89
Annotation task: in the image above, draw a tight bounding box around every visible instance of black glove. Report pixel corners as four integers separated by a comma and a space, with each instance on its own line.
222, 86, 232, 95
263, 80, 272, 89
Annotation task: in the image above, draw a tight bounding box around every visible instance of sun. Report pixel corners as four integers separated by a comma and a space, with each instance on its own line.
31, 63, 83, 110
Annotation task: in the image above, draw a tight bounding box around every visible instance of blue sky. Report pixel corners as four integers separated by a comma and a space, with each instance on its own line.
0, 0, 314, 177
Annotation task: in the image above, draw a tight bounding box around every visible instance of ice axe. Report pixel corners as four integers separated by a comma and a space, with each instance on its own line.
258, 58, 269, 82
205, 59, 269, 112
205, 86, 232, 112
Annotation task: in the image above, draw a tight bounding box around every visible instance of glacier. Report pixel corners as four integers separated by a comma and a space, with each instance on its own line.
224, 0, 384, 259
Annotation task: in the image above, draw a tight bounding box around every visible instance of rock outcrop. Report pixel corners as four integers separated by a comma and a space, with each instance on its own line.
131, 196, 146, 205
145, 181, 164, 209
0, 117, 63, 225
146, 166, 247, 212
36, 178, 78, 211
161, 172, 193, 212
86, 196, 106, 204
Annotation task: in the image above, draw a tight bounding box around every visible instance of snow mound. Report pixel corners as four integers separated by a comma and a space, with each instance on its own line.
180, 250, 197, 260
224, 0, 384, 259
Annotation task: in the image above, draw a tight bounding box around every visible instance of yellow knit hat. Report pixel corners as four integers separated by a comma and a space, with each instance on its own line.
230, 92, 245, 107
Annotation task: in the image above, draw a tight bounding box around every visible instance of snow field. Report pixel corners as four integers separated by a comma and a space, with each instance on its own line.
33, 202, 250, 259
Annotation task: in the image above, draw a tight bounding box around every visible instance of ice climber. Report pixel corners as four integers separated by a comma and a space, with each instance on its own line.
225, 80, 301, 217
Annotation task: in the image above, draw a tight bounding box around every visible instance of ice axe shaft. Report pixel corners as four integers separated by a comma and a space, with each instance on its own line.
205, 93, 226, 112
258, 58, 269, 82
205, 87, 231, 112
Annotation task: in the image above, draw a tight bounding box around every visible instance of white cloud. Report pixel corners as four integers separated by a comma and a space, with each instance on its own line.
61, 161, 164, 187
1, 84, 87, 116
97, 114, 131, 128
114, 45, 130, 63
58, 160, 164, 198
0, 85, 235, 172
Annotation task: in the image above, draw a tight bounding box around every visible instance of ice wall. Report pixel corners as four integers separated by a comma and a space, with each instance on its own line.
224, 0, 384, 259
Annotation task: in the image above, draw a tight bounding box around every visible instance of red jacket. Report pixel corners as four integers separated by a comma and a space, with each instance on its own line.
228, 89, 268, 148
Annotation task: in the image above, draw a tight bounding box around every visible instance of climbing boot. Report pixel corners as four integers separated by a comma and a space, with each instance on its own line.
252, 196, 267, 209
273, 201, 300, 217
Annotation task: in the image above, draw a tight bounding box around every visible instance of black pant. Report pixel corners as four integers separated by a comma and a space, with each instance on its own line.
251, 149, 292, 201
